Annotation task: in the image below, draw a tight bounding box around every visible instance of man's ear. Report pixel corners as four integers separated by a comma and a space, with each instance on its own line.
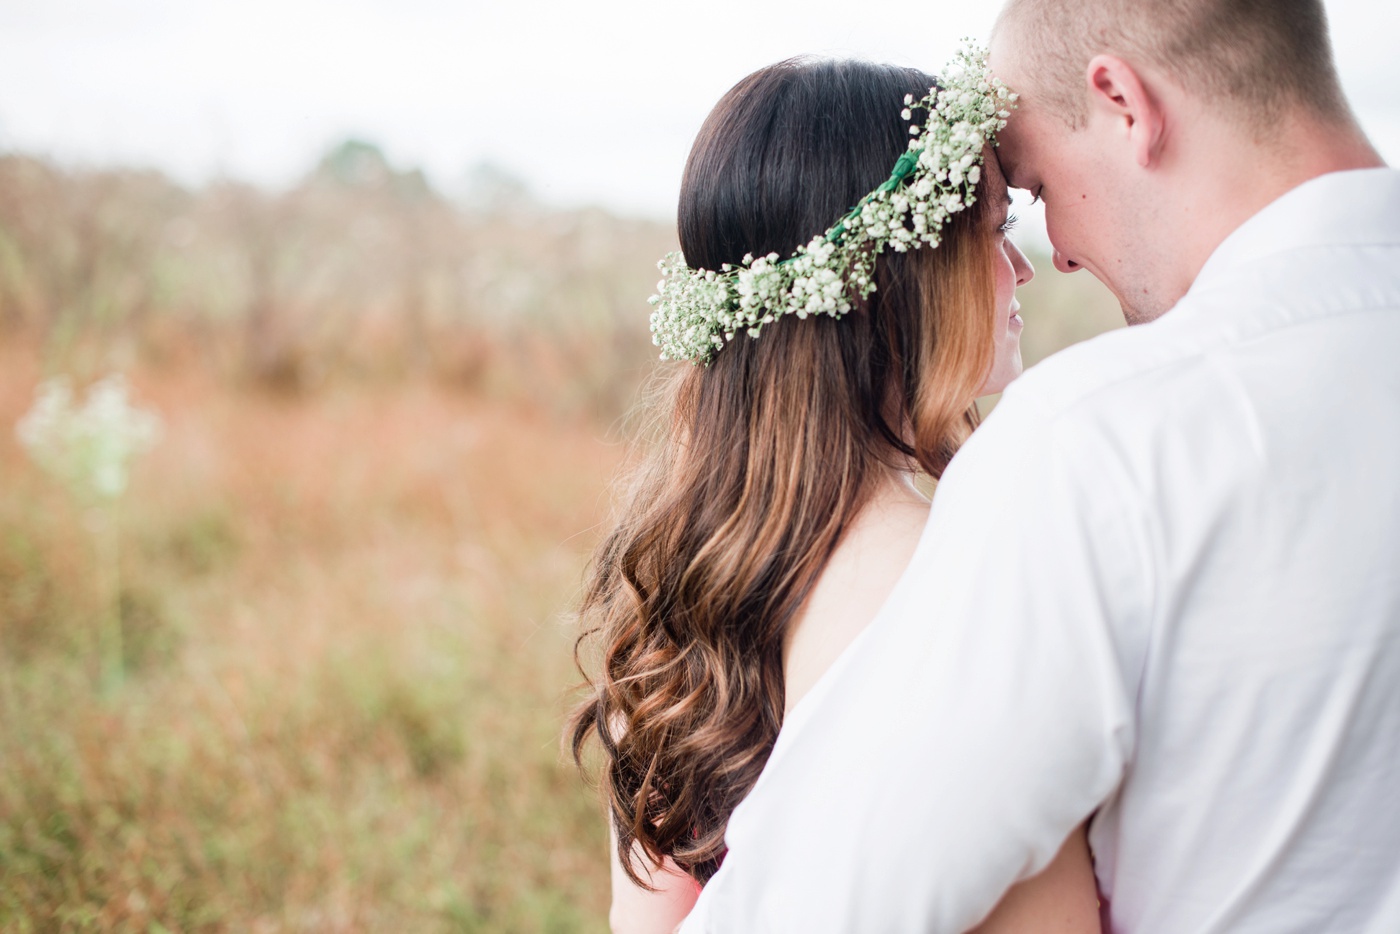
1084, 54, 1165, 169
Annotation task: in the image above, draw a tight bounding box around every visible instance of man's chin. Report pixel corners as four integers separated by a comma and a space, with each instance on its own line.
1105, 280, 1169, 327
1120, 302, 1149, 327
1109, 269, 1189, 325
1119, 297, 1174, 327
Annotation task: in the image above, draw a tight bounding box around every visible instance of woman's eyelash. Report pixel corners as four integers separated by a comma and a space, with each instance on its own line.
1029, 189, 1042, 205
999, 213, 1020, 233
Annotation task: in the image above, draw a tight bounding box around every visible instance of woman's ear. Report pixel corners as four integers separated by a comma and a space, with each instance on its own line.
1084, 54, 1166, 169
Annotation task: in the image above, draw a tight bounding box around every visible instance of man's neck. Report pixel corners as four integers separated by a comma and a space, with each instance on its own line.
1166, 111, 1385, 302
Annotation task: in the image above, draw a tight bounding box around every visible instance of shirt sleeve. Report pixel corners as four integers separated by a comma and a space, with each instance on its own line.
680, 385, 1155, 933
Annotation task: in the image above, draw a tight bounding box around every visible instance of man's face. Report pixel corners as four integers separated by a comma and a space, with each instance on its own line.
988, 29, 1164, 324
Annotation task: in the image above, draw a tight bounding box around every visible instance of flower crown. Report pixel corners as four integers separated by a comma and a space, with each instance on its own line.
648, 44, 1016, 365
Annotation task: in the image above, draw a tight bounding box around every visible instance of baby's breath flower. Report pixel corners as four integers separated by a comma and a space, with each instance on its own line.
16, 375, 162, 502
647, 41, 1015, 364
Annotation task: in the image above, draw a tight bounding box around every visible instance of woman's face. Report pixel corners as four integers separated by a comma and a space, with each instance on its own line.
979, 155, 1035, 396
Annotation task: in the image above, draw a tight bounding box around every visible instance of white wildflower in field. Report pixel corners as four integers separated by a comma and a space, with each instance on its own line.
16, 375, 162, 503
16, 374, 162, 690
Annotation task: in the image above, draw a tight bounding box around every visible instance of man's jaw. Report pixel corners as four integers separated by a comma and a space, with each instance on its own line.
1050, 246, 1155, 326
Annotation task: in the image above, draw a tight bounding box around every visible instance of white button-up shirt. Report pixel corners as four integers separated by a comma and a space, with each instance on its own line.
681, 168, 1400, 933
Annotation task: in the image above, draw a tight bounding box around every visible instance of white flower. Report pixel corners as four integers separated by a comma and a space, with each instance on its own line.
16, 375, 162, 502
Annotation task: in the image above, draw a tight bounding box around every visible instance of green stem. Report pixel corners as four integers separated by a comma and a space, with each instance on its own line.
825, 149, 921, 246
95, 502, 124, 694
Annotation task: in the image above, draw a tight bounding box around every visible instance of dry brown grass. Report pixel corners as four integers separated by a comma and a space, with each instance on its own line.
0, 338, 622, 932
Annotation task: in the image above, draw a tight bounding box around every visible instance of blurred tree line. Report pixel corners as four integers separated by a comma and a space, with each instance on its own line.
0, 140, 676, 417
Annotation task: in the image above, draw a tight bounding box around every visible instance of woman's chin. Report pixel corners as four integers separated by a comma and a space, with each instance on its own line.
977, 354, 1024, 398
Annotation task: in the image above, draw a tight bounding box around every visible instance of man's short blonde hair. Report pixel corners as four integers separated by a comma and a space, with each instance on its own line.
995, 0, 1352, 130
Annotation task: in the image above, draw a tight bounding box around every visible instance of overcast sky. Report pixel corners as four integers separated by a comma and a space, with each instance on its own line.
2, 0, 1397, 240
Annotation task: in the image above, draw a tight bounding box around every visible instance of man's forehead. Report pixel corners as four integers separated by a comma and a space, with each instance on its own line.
980, 151, 1014, 201
991, 143, 1021, 191
986, 27, 1043, 191
987, 22, 1041, 119
986, 19, 1023, 89
993, 104, 1042, 188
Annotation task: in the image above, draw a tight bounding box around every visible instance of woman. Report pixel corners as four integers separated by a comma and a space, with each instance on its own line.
569, 53, 1099, 933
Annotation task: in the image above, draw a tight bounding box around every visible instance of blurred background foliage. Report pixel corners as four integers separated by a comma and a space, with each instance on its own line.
0, 141, 669, 413
0, 139, 1121, 931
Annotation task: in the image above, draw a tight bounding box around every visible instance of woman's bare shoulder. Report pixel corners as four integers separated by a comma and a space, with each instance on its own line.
783, 476, 930, 713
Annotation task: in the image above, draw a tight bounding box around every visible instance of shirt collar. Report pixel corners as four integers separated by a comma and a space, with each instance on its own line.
1192, 167, 1400, 293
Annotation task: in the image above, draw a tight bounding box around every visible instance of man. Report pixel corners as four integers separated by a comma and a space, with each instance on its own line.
681, 0, 1400, 931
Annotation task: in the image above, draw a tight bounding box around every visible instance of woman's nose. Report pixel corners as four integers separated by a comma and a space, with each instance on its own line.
1011, 240, 1035, 287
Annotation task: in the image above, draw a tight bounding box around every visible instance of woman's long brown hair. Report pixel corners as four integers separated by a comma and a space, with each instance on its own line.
567, 58, 1000, 886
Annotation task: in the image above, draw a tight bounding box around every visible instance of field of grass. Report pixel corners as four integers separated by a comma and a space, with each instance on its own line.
0, 147, 1121, 931
0, 338, 628, 931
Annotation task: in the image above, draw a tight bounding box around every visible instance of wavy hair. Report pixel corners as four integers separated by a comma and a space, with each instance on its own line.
567, 58, 1000, 886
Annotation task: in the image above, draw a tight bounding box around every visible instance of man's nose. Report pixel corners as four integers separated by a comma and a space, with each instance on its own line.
1052, 249, 1081, 274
